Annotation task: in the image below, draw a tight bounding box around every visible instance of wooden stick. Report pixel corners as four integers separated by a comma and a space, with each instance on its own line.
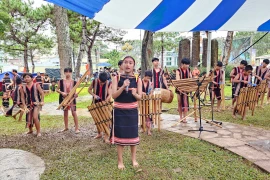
202, 118, 222, 128
171, 111, 196, 127
193, 96, 197, 121
57, 69, 90, 110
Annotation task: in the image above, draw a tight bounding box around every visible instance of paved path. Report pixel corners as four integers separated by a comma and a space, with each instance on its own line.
41, 99, 270, 173
0, 149, 45, 180
161, 114, 270, 173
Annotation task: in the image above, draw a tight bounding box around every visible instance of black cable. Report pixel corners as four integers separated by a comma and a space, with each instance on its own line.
231, 32, 269, 62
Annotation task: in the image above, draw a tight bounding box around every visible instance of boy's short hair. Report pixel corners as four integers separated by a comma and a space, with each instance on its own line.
12, 69, 17, 73
240, 60, 248, 66
5, 73, 9, 76
263, 59, 270, 64
22, 73, 33, 79
64, 67, 72, 72
217, 61, 223, 67
181, 58, 190, 65
144, 70, 152, 77
152, 58, 159, 62
245, 65, 253, 71
99, 72, 108, 82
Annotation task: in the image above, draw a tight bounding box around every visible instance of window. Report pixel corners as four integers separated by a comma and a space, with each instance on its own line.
166, 57, 172, 66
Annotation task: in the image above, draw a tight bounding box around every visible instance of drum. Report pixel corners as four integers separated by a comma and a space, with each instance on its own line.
161, 89, 174, 103
87, 101, 113, 136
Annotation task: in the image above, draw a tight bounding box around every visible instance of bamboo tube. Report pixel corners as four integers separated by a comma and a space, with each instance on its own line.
90, 104, 105, 133
143, 94, 146, 128
93, 103, 110, 136
57, 69, 90, 110
100, 101, 112, 127
88, 105, 103, 133
64, 82, 89, 110
157, 94, 161, 131
97, 102, 111, 135
143, 95, 148, 132
260, 80, 267, 106
152, 94, 156, 125
202, 118, 222, 128
171, 111, 196, 127
149, 94, 153, 125
139, 98, 142, 127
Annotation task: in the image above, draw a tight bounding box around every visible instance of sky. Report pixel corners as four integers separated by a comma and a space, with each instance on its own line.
33, 0, 228, 40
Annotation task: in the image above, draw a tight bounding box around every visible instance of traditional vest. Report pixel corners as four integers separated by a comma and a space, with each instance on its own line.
152, 68, 164, 89
44, 77, 50, 83
254, 66, 269, 84
59, 79, 76, 105
23, 83, 41, 106
36, 75, 42, 83
213, 69, 224, 89
3, 77, 11, 84
142, 80, 151, 94
2, 98, 9, 107
93, 79, 111, 102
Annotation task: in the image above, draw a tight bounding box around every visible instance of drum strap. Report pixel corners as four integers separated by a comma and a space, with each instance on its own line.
105, 81, 109, 100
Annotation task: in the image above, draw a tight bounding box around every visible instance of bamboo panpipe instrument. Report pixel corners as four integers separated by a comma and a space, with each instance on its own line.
87, 101, 112, 136
259, 80, 267, 106
57, 69, 90, 110
63, 82, 89, 110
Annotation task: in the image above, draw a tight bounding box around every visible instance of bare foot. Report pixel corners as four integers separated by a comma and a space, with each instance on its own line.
26, 131, 33, 134
58, 128, 69, 133
147, 131, 152, 136
104, 139, 110, 144
132, 161, 139, 168
232, 114, 236, 119
94, 134, 102, 139
75, 129, 80, 134
37, 133, 41, 137
118, 163, 125, 170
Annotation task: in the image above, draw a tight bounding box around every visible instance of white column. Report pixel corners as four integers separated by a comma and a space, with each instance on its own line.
207, 31, 212, 73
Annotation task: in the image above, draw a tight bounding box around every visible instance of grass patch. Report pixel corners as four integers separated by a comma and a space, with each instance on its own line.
0, 115, 269, 179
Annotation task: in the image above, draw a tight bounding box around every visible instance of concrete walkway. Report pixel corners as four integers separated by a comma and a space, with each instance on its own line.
161, 114, 270, 173
0, 149, 45, 180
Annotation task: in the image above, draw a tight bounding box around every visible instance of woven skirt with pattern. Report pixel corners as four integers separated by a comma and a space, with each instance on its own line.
111, 103, 139, 146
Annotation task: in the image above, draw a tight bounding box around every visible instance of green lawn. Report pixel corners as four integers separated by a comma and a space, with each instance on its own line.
0, 115, 269, 179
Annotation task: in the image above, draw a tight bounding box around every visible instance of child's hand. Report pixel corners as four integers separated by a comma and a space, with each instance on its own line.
61, 92, 68, 97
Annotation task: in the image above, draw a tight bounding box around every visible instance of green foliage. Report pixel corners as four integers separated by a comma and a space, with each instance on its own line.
224, 65, 234, 80
103, 50, 123, 68
153, 32, 182, 57
234, 32, 270, 56
0, 0, 54, 71
0, 11, 11, 37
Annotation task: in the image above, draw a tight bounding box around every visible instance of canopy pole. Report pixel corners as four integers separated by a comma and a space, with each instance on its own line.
207, 31, 212, 73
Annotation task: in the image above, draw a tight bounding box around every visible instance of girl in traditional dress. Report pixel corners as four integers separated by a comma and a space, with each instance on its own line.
111, 56, 142, 170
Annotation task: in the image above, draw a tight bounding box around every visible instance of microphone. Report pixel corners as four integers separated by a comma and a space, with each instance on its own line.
125, 74, 129, 93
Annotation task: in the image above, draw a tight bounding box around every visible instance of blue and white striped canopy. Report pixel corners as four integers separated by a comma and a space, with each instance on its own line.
47, 0, 270, 32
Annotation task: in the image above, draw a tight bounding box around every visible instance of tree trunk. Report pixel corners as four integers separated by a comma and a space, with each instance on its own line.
30, 49, 35, 73
178, 39, 190, 66
141, 30, 154, 78
87, 45, 93, 76
191, 32, 200, 67
54, 5, 73, 78
211, 39, 219, 67
222, 31, 234, 66
75, 16, 87, 79
23, 45, 29, 72
161, 33, 164, 68
202, 38, 208, 67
